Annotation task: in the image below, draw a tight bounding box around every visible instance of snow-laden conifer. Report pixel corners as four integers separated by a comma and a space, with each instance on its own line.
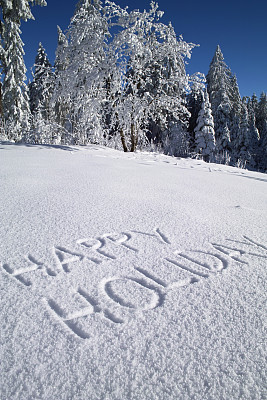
194, 89, 215, 161
29, 42, 54, 119
1, 20, 30, 140
206, 45, 242, 157
26, 43, 56, 144
187, 73, 206, 151
54, 26, 68, 75
219, 123, 231, 153
0, 0, 47, 140
0, 0, 47, 21
52, 26, 70, 136
257, 93, 267, 171
247, 98, 260, 145
256, 93, 267, 139
236, 100, 250, 166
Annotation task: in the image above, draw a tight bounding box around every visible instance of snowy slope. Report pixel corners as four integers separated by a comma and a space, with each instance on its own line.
0, 143, 266, 400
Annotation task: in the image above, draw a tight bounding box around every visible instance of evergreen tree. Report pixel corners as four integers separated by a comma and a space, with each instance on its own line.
220, 124, 231, 153
0, 0, 47, 21
27, 43, 57, 144
54, 26, 68, 75
0, 0, 47, 140
187, 73, 205, 151
251, 93, 258, 116
256, 92, 267, 139
247, 97, 260, 166
257, 92, 267, 171
1, 19, 30, 140
52, 26, 70, 140
206, 45, 242, 157
229, 74, 242, 151
206, 46, 231, 150
29, 42, 54, 119
237, 100, 250, 166
194, 89, 216, 161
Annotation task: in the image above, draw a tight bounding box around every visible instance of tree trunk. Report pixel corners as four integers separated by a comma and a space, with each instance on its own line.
120, 128, 128, 152
130, 122, 137, 152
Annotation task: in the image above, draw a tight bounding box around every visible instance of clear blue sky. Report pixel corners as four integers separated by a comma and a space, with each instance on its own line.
21, 0, 267, 98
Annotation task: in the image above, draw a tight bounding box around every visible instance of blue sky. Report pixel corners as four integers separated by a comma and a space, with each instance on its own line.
21, 0, 267, 98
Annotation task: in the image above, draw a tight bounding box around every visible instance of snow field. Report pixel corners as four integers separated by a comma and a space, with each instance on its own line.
0, 143, 266, 399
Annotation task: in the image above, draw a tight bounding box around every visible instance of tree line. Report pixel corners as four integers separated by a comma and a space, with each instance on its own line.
0, 0, 266, 171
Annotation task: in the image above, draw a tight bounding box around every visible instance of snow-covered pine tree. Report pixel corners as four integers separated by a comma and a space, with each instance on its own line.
256, 92, 267, 171
26, 43, 57, 144
0, 0, 47, 141
220, 124, 231, 152
194, 89, 215, 161
251, 93, 258, 117
256, 92, 267, 139
1, 19, 31, 140
0, 0, 47, 21
206, 45, 242, 159
236, 99, 251, 167
229, 74, 242, 153
246, 98, 259, 138
54, 26, 69, 75
206, 46, 232, 154
52, 26, 70, 136
187, 73, 206, 151
29, 42, 54, 119
246, 97, 260, 166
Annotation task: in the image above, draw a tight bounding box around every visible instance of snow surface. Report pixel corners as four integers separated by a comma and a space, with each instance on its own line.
0, 142, 266, 400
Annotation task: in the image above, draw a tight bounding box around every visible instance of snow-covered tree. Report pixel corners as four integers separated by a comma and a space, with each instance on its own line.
194, 89, 215, 161
229, 74, 242, 151
256, 92, 267, 139
53, 0, 110, 144
257, 92, 267, 171
246, 98, 259, 141
0, 0, 47, 140
29, 42, 54, 119
108, 2, 194, 153
54, 26, 69, 75
26, 43, 58, 144
52, 26, 70, 133
206, 46, 232, 126
187, 72, 206, 151
1, 20, 31, 140
246, 97, 260, 165
251, 93, 258, 116
0, 0, 47, 21
206, 45, 242, 156
236, 100, 250, 166
220, 123, 231, 152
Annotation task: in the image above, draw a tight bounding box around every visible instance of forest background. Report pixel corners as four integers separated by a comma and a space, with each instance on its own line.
0, 0, 266, 171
